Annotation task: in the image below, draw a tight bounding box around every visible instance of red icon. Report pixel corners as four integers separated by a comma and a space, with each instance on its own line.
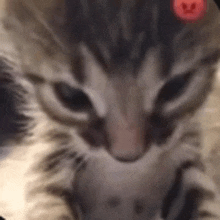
172, 0, 207, 23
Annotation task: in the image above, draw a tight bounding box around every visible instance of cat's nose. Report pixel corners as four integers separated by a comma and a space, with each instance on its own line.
105, 104, 147, 162
107, 120, 146, 162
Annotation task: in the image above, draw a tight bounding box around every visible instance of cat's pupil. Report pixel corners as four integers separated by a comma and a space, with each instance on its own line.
156, 72, 192, 103
54, 82, 92, 110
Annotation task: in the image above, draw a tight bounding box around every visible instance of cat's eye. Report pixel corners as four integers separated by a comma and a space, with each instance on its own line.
54, 82, 93, 111
156, 72, 192, 103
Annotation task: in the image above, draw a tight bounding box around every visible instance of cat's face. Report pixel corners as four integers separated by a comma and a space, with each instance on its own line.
5, 0, 220, 161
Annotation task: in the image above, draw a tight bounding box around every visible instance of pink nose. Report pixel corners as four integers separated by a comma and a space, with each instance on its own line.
108, 122, 145, 162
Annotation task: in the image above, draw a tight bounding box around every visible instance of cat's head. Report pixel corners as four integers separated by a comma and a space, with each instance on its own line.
4, 0, 220, 161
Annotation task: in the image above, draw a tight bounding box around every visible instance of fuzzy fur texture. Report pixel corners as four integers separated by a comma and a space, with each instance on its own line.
1, 0, 220, 220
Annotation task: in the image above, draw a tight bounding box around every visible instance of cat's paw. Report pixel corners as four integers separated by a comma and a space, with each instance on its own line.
170, 143, 201, 167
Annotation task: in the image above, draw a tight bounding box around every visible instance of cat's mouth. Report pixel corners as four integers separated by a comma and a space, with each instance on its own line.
111, 148, 145, 162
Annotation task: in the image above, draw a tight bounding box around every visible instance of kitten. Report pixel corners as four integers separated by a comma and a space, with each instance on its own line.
0, 0, 220, 219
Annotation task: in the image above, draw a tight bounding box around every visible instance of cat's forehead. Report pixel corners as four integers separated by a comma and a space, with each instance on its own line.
66, 0, 184, 70
6, 0, 219, 84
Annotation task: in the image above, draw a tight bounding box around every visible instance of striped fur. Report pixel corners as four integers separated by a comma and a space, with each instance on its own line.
0, 0, 220, 219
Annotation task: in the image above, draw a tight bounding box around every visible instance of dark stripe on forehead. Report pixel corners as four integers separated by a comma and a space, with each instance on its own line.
157, 0, 184, 47
83, 0, 157, 68
66, 0, 214, 76
67, 0, 182, 71
70, 48, 86, 83
156, 0, 184, 77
